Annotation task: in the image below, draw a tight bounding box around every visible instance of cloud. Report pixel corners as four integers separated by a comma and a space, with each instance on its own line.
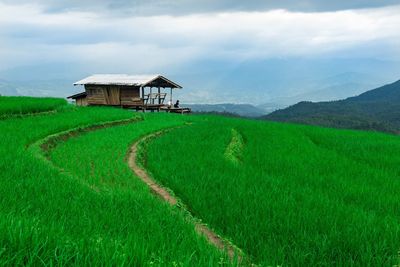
1, 0, 400, 15
0, 3, 398, 105
1, 0, 400, 104
1, 2, 399, 73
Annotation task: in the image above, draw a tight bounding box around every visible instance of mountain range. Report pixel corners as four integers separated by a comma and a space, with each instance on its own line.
264, 80, 400, 133
2, 58, 399, 105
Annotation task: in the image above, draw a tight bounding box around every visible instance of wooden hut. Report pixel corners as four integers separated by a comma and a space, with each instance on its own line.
68, 74, 183, 111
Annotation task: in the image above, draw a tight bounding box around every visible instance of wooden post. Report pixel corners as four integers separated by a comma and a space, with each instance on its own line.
170, 88, 172, 104
150, 87, 153, 104
141, 86, 145, 110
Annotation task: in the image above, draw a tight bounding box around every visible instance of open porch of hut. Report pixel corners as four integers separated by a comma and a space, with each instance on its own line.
67, 74, 190, 113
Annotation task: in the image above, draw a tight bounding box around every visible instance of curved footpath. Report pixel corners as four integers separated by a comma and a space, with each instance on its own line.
30, 117, 247, 265
128, 130, 245, 264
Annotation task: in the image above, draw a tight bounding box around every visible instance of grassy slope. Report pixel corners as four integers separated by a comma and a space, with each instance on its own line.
48, 113, 228, 265
0, 108, 224, 266
145, 115, 400, 266
4, 98, 400, 266
0, 96, 67, 117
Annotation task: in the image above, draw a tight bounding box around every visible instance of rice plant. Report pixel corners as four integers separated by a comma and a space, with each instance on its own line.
146, 115, 400, 266
0, 106, 225, 266
0, 96, 68, 117
3, 96, 400, 266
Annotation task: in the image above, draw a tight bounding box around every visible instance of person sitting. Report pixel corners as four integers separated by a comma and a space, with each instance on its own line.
174, 100, 180, 108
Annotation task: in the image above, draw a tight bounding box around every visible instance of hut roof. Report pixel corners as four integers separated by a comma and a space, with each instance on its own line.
67, 91, 87, 99
73, 74, 182, 88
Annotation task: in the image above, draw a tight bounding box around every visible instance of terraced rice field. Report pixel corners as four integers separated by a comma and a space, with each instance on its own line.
2, 97, 400, 266
146, 116, 400, 266
0, 96, 67, 117
0, 104, 228, 266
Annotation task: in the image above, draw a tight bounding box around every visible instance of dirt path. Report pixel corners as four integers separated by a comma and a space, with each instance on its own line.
31, 117, 246, 264
128, 129, 245, 264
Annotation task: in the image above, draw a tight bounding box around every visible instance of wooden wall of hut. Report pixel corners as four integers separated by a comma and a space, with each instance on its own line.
85, 85, 141, 106
104, 87, 120, 105
120, 86, 140, 106
76, 97, 88, 106
86, 85, 108, 105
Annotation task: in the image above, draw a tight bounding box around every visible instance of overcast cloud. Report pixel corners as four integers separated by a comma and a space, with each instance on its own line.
1, 0, 400, 15
1, 2, 400, 71
0, 1, 399, 102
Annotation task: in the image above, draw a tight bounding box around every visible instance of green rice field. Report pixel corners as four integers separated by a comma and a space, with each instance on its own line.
146, 116, 400, 266
0, 96, 67, 117
0, 103, 226, 266
1, 97, 400, 266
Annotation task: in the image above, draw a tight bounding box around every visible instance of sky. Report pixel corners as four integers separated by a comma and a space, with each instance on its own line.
0, 0, 399, 104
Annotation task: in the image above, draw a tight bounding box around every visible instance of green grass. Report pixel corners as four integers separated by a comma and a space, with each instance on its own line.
145, 115, 400, 266
0, 96, 67, 117
3, 96, 400, 266
0, 107, 226, 266
48, 113, 229, 265
0, 108, 228, 266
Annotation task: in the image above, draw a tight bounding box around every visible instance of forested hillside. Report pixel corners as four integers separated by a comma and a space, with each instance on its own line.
264, 80, 400, 133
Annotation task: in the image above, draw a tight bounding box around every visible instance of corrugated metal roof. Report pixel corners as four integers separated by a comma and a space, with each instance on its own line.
73, 74, 182, 88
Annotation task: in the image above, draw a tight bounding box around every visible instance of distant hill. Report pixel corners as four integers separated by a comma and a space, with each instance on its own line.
186, 103, 267, 117
0, 79, 74, 97
264, 80, 400, 133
